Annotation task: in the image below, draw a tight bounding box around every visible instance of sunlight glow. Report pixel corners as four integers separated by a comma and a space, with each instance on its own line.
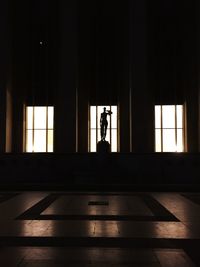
155, 106, 161, 129
90, 105, 118, 152
155, 105, 184, 152
176, 105, 183, 128
27, 107, 33, 129
162, 129, 176, 152
26, 130, 33, 152
34, 130, 46, 152
48, 130, 54, 152
162, 105, 175, 128
26, 106, 54, 152
34, 107, 46, 129
155, 129, 161, 152
48, 107, 54, 129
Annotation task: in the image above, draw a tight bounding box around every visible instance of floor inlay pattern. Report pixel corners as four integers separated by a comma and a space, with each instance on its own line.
181, 193, 200, 206
16, 193, 179, 222
0, 193, 19, 204
0, 191, 199, 266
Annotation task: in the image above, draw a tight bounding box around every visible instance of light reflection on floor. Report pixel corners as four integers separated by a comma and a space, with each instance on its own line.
0, 191, 199, 266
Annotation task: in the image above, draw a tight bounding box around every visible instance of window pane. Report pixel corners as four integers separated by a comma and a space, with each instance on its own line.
163, 129, 176, 152
177, 129, 183, 152
111, 129, 117, 152
48, 107, 54, 129
34, 107, 47, 129
90, 106, 96, 129
162, 105, 175, 128
34, 130, 46, 152
26, 107, 33, 129
106, 128, 110, 143
107, 107, 111, 129
25, 106, 54, 153
155, 106, 161, 128
111, 106, 117, 129
176, 105, 183, 128
90, 129, 96, 152
154, 104, 185, 152
155, 129, 161, 152
97, 127, 101, 142
97, 106, 103, 129
26, 130, 33, 152
48, 130, 54, 152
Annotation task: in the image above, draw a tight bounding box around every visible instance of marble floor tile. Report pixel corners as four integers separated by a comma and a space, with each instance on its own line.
0, 191, 199, 266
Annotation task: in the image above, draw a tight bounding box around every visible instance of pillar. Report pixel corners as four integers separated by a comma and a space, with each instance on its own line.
130, 0, 154, 153
54, 0, 78, 153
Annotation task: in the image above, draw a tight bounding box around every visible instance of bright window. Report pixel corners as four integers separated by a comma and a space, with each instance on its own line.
90, 105, 118, 152
155, 105, 185, 152
25, 106, 54, 152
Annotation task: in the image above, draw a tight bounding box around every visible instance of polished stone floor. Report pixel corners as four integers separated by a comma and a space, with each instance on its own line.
0, 191, 200, 266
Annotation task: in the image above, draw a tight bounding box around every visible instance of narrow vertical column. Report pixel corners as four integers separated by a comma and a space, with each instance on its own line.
130, 0, 154, 152
0, 0, 12, 152
0, 86, 6, 153
183, 2, 199, 152
186, 88, 199, 152
77, 88, 89, 152
11, 0, 30, 152
117, 0, 130, 152
119, 88, 130, 152
54, 0, 78, 153
77, 1, 91, 153
197, 1, 200, 152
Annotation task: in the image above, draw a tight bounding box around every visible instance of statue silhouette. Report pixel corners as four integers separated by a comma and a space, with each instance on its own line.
100, 107, 112, 141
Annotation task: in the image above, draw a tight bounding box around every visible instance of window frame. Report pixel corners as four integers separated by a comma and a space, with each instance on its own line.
155, 104, 185, 152
89, 105, 119, 152
25, 106, 54, 153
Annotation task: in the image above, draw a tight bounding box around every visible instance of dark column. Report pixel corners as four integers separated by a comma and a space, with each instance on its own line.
11, 0, 30, 152
119, 89, 131, 152
186, 89, 199, 152
198, 1, 200, 152
5, 86, 12, 152
77, 2, 92, 153
199, 88, 200, 152
118, 1, 130, 153
183, 2, 199, 152
54, 0, 77, 153
77, 88, 89, 152
0, 0, 12, 152
130, 0, 154, 153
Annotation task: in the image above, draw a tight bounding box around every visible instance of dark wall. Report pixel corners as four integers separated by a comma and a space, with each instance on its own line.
2, 0, 200, 153
77, 0, 130, 152
148, 0, 197, 103
131, 0, 154, 152
198, 1, 200, 151
0, 0, 12, 152
147, 0, 198, 152
54, 0, 77, 153
0, 153, 200, 190
26, 0, 57, 106
10, 0, 58, 152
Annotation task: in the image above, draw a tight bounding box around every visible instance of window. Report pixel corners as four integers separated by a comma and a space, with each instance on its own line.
90, 105, 118, 152
25, 106, 54, 152
155, 105, 185, 152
